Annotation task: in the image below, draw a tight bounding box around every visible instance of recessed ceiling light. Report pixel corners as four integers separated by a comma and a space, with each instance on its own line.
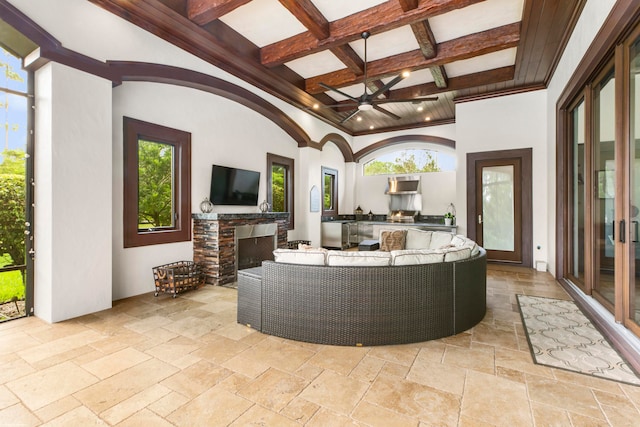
424, 116, 431, 121
369, 125, 374, 130
312, 103, 319, 109
356, 116, 363, 122
402, 70, 411, 78
417, 106, 424, 112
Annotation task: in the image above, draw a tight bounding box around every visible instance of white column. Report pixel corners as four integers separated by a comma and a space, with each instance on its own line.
34, 62, 112, 322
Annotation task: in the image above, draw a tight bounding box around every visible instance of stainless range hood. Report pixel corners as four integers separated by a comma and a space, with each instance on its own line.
386, 176, 422, 222
385, 176, 420, 194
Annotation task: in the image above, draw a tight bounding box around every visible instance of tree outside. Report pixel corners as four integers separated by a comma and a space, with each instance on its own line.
271, 165, 285, 212
364, 149, 441, 176
137, 140, 174, 229
1, 48, 27, 318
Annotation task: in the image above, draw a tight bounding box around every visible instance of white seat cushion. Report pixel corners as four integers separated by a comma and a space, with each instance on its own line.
391, 249, 445, 266
326, 251, 391, 266
443, 247, 472, 262
273, 248, 327, 265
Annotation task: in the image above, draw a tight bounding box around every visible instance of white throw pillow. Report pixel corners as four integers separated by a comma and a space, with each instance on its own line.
405, 229, 433, 249
391, 249, 445, 266
273, 248, 327, 265
326, 251, 391, 267
429, 231, 454, 249
450, 235, 467, 247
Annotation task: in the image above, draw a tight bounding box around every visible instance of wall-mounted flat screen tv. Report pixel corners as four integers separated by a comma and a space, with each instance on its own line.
210, 164, 260, 206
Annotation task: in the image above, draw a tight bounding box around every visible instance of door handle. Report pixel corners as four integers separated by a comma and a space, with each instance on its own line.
633, 221, 639, 243
478, 214, 482, 224
620, 219, 626, 243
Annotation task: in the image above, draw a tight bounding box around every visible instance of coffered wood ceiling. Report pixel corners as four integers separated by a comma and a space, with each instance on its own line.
88, 0, 585, 135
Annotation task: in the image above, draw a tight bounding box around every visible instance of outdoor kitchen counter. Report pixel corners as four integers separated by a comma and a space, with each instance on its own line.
320, 219, 457, 248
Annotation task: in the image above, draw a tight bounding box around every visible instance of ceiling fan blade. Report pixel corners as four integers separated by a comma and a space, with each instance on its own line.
371, 96, 439, 104
318, 83, 359, 102
308, 102, 359, 109
369, 74, 405, 99
373, 105, 401, 120
340, 109, 361, 123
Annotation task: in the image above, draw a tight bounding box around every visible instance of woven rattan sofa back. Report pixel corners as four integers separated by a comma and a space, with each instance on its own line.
258, 248, 486, 346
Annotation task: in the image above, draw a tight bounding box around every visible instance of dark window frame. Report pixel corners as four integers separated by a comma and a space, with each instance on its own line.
266, 153, 294, 229
123, 117, 191, 247
322, 166, 338, 217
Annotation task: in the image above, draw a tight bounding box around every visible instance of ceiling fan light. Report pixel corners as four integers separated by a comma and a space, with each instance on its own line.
401, 70, 411, 78
358, 103, 373, 111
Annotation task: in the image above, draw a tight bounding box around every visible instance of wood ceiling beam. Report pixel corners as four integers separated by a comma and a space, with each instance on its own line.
187, 0, 250, 25
306, 22, 520, 94
325, 66, 514, 111
261, 0, 485, 67
278, 0, 329, 40
392, 65, 515, 98
398, 1, 449, 90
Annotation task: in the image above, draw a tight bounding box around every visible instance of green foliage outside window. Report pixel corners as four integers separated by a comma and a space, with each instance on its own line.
0, 149, 25, 269
137, 140, 174, 229
271, 165, 285, 212
364, 150, 442, 176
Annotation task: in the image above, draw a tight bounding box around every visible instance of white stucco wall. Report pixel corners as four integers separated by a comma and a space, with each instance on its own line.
455, 90, 548, 266
34, 63, 113, 322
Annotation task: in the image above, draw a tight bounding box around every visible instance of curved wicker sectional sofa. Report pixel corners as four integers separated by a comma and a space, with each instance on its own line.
237, 229, 487, 347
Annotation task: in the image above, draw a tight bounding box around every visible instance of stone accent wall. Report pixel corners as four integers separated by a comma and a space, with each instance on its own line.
192, 213, 289, 285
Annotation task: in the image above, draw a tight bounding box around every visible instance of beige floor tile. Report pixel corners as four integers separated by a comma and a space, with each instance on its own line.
525, 373, 606, 420
364, 374, 460, 425
307, 345, 368, 375
0, 403, 44, 427
406, 355, 467, 395
300, 369, 369, 415
100, 384, 171, 425
280, 396, 320, 424
114, 408, 175, 426
146, 390, 190, 418
352, 400, 419, 426
1, 265, 636, 426
166, 387, 253, 426
229, 403, 300, 426
82, 347, 151, 379
237, 368, 308, 412
33, 395, 82, 424
6, 360, 98, 411
73, 358, 178, 414
0, 384, 18, 410
160, 360, 233, 398
41, 405, 107, 426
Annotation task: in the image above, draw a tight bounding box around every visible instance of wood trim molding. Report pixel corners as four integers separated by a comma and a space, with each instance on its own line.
353, 134, 455, 162
314, 133, 354, 162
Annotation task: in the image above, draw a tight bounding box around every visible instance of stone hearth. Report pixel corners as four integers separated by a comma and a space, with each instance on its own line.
192, 213, 289, 285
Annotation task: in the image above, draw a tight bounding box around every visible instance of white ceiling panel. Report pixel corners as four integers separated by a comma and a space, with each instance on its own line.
285, 50, 346, 78
445, 48, 517, 78
219, 0, 307, 47
311, 0, 387, 22
349, 26, 420, 61
429, 0, 524, 43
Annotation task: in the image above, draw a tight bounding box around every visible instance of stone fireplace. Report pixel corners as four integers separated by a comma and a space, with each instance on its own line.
192, 213, 289, 285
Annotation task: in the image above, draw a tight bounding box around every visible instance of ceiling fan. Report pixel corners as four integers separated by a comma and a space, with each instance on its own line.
315, 31, 438, 123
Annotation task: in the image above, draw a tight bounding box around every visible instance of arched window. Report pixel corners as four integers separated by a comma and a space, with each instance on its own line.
363, 148, 455, 176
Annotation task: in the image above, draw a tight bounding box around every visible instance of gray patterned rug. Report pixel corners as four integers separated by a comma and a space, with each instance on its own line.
517, 295, 640, 386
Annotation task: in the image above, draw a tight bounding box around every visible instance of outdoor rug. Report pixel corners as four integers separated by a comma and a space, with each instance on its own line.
517, 294, 640, 386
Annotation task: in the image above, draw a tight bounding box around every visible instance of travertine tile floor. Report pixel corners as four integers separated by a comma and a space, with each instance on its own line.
2, 265, 640, 426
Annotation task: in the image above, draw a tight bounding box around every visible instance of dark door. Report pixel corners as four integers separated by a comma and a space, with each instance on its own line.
467, 149, 532, 266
